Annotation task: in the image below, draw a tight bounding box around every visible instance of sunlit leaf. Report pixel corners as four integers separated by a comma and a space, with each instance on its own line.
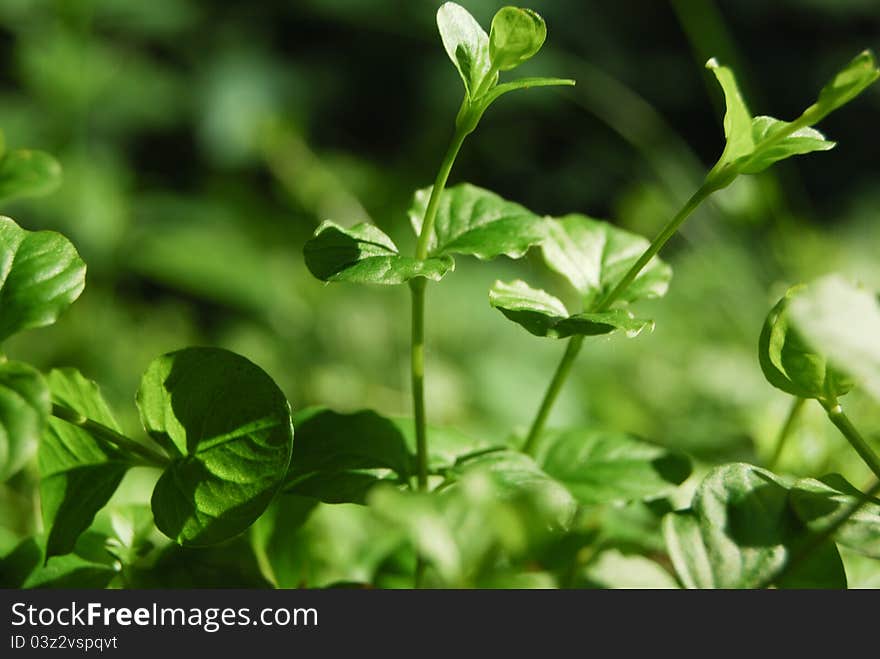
489, 279, 652, 339
537, 428, 691, 504
0, 216, 86, 343
138, 347, 293, 546
489, 7, 547, 72
436, 2, 494, 98
304, 221, 453, 285
409, 183, 546, 260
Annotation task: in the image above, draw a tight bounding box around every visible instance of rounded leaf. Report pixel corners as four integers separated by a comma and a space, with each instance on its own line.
0, 149, 62, 202
137, 347, 294, 546
0, 216, 86, 343
0, 360, 50, 481
759, 285, 853, 401
489, 7, 547, 71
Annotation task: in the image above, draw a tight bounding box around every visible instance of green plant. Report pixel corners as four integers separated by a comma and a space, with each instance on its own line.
1, 2, 879, 590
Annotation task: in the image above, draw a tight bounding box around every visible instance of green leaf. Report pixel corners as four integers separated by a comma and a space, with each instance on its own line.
0, 361, 50, 481
437, 2, 495, 98
537, 428, 691, 505
480, 77, 576, 108
705, 58, 755, 171
0, 149, 62, 202
541, 214, 671, 306
284, 408, 410, 505
706, 51, 878, 187
663, 463, 846, 588
489, 7, 547, 72
391, 417, 494, 471
791, 475, 880, 558
39, 369, 129, 559
787, 275, 880, 403
807, 50, 880, 123
409, 183, 547, 260
0, 216, 86, 342
137, 347, 294, 546
489, 279, 652, 339
23, 553, 117, 589
304, 221, 453, 285
738, 117, 835, 175
759, 283, 853, 402
581, 549, 679, 589
452, 450, 577, 530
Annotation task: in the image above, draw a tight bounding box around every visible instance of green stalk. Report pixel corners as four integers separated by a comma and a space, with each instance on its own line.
51, 403, 169, 468
821, 401, 880, 482
524, 183, 715, 449
767, 397, 805, 470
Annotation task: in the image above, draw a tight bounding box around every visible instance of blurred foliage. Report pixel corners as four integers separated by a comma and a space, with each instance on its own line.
1, 0, 878, 587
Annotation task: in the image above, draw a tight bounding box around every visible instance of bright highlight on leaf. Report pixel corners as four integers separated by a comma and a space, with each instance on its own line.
787, 275, 880, 403
758, 283, 854, 402
437, 2, 494, 99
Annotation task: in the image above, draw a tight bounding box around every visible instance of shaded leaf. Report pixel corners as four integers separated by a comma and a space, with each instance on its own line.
537, 428, 691, 505
0, 360, 50, 481
663, 463, 846, 588
489, 279, 652, 339
40, 369, 130, 559
284, 407, 410, 504
791, 474, 880, 558
138, 347, 293, 546
541, 214, 671, 306
391, 417, 494, 471
0, 149, 62, 202
0, 216, 86, 342
788, 274, 880, 402
436, 2, 494, 98
489, 7, 546, 71
304, 221, 453, 285
759, 283, 853, 401
409, 183, 546, 260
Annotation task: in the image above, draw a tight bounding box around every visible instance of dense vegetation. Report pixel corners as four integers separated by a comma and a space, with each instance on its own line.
1, 1, 879, 588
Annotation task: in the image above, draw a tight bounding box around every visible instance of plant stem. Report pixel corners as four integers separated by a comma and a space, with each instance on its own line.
523, 336, 584, 455
768, 397, 805, 470
50, 404, 169, 468
822, 401, 880, 482
523, 183, 715, 450
410, 278, 429, 492
594, 183, 713, 312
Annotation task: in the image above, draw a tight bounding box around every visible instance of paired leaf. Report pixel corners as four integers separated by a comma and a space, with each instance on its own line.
0, 216, 86, 343
706, 51, 878, 186
436, 2, 494, 98
285, 408, 410, 504
537, 428, 691, 505
787, 275, 880, 402
137, 347, 294, 546
791, 475, 880, 558
409, 183, 547, 260
489, 279, 652, 339
663, 463, 846, 588
0, 148, 62, 202
759, 284, 853, 401
0, 360, 49, 481
304, 221, 453, 285
489, 7, 547, 72
541, 214, 671, 306
39, 369, 129, 559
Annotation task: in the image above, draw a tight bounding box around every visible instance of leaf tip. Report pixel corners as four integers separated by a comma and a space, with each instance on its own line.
705, 57, 720, 70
